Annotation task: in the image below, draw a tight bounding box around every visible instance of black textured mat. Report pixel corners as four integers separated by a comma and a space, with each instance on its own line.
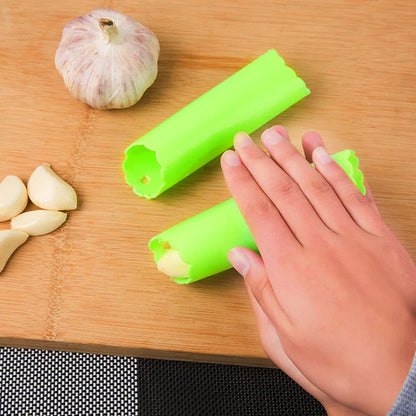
0, 347, 325, 415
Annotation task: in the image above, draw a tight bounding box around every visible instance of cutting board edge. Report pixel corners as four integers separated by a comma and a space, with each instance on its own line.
0, 336, 274, 368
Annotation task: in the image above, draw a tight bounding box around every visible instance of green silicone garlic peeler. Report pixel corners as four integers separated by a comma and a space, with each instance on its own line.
123, 49, 310, 199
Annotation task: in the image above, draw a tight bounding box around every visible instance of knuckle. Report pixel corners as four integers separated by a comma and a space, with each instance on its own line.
245, 145, 268, 161
344, 187, 369, 206
331, 170, 369, 205
272, 177, 298, 198
272, 144, 297, 162
308, 176, 332, 195
231, 167, 254, 188
246, 195, 276, 217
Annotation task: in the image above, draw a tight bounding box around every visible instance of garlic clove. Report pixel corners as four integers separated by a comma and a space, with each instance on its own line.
55, 8, 160, 110
157, 250, 190, 278
0, 175, 28, 222
28, 164, 77, 211
11, 210, 68, 236
0, 229, 29, 273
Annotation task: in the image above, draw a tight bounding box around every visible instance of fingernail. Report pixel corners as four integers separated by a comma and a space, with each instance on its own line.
222, 150, 241, 167
313, 147, 333, 165
227, 248, 250, 277
234, 132, 253, 148
262, 127, 285, 146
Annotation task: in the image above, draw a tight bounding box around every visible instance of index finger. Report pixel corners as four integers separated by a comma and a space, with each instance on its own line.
221, 149, 301, 260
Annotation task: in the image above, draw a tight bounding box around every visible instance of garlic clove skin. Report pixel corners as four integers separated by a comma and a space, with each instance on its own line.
11, 210, 68, 236
55, 8, 160, 110
28, 164, 77, 211
0, 229, 29, 273
0, 175, 28, 222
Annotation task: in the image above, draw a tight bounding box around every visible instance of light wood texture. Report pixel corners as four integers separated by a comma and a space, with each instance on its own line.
0, 0, 415, 366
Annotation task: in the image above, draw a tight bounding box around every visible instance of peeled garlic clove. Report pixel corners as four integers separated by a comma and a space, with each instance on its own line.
157, 250, 190, 278
0, 175, 28, 222
55, 8, 160, 110
11, 210, 67, 236
0, 229, 29, 273
28, 164, 77, 211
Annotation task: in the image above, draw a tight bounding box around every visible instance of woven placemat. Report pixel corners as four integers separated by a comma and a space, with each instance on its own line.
0, 347, 325, 415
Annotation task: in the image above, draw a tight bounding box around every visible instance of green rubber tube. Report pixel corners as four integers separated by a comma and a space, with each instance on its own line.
123, 49, 310, 199
149, 150, 365, 284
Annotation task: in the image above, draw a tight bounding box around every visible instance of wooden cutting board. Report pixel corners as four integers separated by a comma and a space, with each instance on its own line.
1, 0, 415, 365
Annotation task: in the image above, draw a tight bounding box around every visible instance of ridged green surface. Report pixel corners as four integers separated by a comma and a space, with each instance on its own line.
123, 49, 310, 199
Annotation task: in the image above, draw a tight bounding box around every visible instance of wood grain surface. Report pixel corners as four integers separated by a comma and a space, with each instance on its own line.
0, 0, 415, 366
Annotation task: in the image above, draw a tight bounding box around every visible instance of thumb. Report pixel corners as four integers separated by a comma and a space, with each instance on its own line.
228, 248, 343, 410
227, 247, 292, 334
227, 246, 260, 278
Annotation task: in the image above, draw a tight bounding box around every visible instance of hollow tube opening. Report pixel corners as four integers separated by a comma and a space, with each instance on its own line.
123, 144, 164, 199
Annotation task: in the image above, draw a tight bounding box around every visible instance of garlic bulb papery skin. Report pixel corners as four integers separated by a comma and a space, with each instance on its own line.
55, 9, 160, 110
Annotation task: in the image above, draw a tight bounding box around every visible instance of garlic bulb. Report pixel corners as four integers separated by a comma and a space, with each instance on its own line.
55, 9, 160, 110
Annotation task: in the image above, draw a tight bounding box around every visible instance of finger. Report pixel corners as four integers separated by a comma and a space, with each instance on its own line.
312, 146, 387, 235
246, 287, 338, 407
364, 181, 382, 216
261, 126, 357, 234
221, 149, 300, 258
302, 131, 325, 163
304, 131, 383, 214
303, 131, 381, 215
233, 132, 326, 245
247, 287, 295, 369
272, 125, 290, 141
227, 247, 293, 333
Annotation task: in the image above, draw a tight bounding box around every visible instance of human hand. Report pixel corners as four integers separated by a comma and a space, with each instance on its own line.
251, 286, 369, 416
220, 126, 416, 415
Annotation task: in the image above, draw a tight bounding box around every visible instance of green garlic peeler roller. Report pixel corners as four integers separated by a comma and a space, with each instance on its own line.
123, 49, 310, 199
